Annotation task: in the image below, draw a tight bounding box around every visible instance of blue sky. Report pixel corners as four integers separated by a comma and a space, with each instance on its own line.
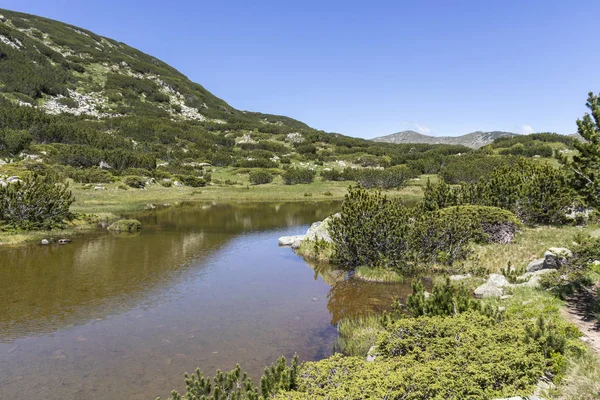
3, 1, 599, 138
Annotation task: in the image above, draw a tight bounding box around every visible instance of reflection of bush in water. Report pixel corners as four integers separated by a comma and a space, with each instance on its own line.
326, 278, 413, 324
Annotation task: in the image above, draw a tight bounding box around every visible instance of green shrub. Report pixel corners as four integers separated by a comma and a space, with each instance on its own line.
60, 167, 114, 183
0, 173, 74, 230
177, 175, 206, 187
335, 314, 384, 357
124, 175, 145, 188
248, 169, 274, 185
405, 279, 482, 317
424, 158, 574, 224
159, 355, 299, 400
282, 167, 316, 185
0, 128, 33, 155
57, 97, 78, 109
107, 219, 141, 232
329, 187, 499, 271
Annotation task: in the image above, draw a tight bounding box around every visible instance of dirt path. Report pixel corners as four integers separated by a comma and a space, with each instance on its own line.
560, 285, 600, 354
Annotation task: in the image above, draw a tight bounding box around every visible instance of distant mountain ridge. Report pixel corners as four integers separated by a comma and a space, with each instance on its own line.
372, 130, 517, 148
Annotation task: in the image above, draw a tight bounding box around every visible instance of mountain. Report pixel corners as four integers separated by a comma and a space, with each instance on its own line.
0, 8, 309, 130
372, 130, 517, 149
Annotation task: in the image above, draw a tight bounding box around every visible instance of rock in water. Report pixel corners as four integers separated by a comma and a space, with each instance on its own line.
58, 239, 71, 244
41, 239, 49, 245
278, 235, 305, 247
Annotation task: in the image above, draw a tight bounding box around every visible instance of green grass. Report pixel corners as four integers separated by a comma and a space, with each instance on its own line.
335, 314, 384, 357
555, 352, 600, 400
354, 266, 404, 283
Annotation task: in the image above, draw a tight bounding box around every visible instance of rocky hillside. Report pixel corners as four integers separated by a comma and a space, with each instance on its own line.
373, 130, 517, 148
0, 8, 310, 130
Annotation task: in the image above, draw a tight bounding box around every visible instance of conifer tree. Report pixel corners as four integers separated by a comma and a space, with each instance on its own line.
563, 92, 600, 207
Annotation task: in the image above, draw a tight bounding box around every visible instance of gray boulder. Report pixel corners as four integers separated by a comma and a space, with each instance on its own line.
366, 346, 379, 362
449, 273, 472, 281
0, 180, 6, 187
526, 258, 546, 272
544, 247, 572, 269
99, 160, 111, 169
41, 239, 49, 245
487, 273, 510, 287
278, 235, 305, 248
305, 214, 339, 243
491, 397, 523, 400
58, 239, 71, 245
474, 283, 503, 298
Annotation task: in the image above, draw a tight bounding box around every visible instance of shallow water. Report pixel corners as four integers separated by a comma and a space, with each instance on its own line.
0, 202, 415, 399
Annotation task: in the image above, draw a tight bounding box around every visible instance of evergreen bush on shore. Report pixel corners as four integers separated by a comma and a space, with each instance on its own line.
0, 173, 74, 230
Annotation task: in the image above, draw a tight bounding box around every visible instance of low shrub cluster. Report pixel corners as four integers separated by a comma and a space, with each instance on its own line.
249, 169, 274, 185
282, 167, 316, 185
321, 165, 414, 189
424, 158, 575, 224
328, 186, 520, 272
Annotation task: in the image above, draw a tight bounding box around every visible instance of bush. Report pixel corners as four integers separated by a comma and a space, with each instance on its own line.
177, 175, 206, 187
60, 167, 114, 183
107, 219, 141, 232
123, 175, 145, 188
424, 158, 574, 224
0, 173, 74, 230
248, 169, 274, 185
329, 187, 501, 271
57, 97, 78, 109
282, 167, 316, 185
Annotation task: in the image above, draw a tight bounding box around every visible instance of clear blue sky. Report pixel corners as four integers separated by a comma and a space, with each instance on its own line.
3, 1, 599, 138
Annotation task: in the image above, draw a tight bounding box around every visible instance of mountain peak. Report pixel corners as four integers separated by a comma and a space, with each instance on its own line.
372, 130, 517, 148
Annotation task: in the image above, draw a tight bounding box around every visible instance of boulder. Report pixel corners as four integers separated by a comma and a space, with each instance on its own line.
449, 273, 472, 281
41, 239, 49, 245
487, 273, 510, 287
366, 346, 378, 362
491, 397, 523, 400
94, 186, 106, 190
544, 247, 572, 269
304, 213, 340, 243
474, 283, 503, 298
278, 235, 305, 247
99, 160, 111, 169
526, 258, 545, 272
58, 239, 71, 245
0, 180, 6, 187
173, 181, 183, 187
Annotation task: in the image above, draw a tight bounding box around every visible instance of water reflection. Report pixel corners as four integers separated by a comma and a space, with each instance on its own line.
0, 201, 419, 400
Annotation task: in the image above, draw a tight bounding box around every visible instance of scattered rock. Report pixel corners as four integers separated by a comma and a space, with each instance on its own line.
99, 160, 111, 169
500, 295, 513, 300
526, 258, 546, 272
544, 247, 572, 269
41, 239, 49, 245
491, 397, 523, 400
94, 186, 106, 190
449, 273, 472, 281
487, 273, 510, 287
173, 181, 183, 187
311, 297, 319, 302
0, 180, 6, 187
366, 346, 378, 362
58, 239, 71, 245
474, 283, 503, 298
278, 235, 305, 247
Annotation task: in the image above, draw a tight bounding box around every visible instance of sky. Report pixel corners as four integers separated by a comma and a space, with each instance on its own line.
2, 0, 599, 138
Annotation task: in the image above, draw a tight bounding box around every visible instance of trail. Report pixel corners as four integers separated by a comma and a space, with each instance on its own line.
560, 285, 600, 354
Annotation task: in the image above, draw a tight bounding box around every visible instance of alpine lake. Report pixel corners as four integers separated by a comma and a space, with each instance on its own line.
0, 201, 424, 399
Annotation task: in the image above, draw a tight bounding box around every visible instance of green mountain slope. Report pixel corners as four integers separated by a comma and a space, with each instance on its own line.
0, 8, 309, 129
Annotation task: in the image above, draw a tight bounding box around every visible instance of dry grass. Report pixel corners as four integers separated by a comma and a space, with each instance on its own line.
555, 352, 600, 400
457, 225, 596, 275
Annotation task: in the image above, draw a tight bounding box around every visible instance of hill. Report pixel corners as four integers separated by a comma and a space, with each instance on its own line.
372, 130, 517, 148
0, 8, 312, 130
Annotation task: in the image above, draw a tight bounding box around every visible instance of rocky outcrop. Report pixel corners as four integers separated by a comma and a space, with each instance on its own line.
526, 247, 572, 272
279, 214, 338, 249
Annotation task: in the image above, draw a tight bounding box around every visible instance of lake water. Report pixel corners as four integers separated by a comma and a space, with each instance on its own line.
0, 202, 415, 399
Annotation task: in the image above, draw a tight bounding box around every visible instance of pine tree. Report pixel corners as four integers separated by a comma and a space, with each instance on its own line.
562, 92, 600, 207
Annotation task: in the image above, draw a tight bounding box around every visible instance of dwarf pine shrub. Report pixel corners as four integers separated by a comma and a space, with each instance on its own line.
0, 173, 74, 230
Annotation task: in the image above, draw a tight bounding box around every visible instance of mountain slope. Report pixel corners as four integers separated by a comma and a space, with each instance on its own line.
373, 130, 517, 148
0, 8, 309, 130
